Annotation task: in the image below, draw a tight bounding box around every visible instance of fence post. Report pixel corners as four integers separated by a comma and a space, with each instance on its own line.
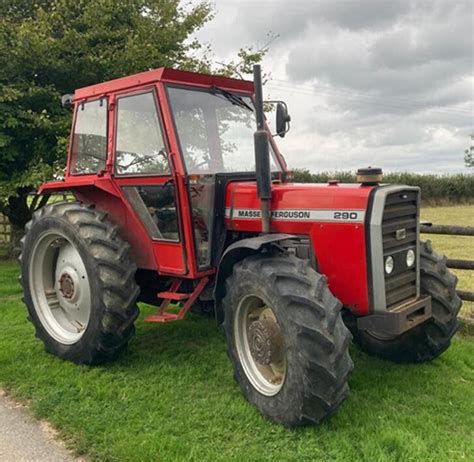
0, 213, 11, 243
421, 223, 474, 304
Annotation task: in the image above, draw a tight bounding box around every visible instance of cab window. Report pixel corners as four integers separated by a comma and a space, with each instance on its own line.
167, 86, 281, 174
70, 98, 107, 174
115, 92, 169, 176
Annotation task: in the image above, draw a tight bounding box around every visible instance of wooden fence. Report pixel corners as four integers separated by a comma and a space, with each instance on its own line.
0, 213, 11, 243
420, 223, 474, 302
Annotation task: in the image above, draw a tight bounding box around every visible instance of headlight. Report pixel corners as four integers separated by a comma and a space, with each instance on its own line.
406, 249, 415, 267
385, 256, 394, 274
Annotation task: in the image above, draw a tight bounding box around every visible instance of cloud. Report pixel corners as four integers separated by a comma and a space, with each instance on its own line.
192, 0, 473, 173
232, 0, 412, 43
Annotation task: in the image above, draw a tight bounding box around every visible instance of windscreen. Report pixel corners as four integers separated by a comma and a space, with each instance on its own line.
167, 87, 281, 174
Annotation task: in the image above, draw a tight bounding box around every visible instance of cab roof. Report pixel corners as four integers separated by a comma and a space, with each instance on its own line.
74, 67, 254, 100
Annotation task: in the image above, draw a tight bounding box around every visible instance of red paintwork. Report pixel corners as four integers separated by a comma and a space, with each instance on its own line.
74, 68, 254, 100
40, 66, 374, 319
225, 182, 374, 315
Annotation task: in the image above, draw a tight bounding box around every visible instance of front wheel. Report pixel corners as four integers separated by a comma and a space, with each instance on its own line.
222, 252, 353, 426
350, 240, 462, 363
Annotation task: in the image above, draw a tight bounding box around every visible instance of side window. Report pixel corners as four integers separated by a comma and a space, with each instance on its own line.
172, 106, 211, 172
189, 177, 215, 268
71, 99, 107, 174
122, 185, 179, 241
115, 92, 169, 175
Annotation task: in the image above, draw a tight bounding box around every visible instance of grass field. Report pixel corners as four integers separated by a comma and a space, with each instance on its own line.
0, 204, 472, 461
420, 205, 474, 317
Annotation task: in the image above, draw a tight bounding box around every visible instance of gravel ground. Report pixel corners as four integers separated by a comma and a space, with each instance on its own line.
0, 390, 78, 462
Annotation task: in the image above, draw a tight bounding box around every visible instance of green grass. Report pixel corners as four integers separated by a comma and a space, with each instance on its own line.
0, 258, 473, 461
421, 205, 474, 317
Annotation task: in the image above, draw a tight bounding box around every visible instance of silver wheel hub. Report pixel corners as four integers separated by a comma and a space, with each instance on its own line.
234, 295, 287, 396
29, 231, 91, 345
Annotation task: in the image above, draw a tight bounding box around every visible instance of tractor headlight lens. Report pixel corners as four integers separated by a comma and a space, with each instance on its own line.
406, 249, 416, 267
385, 256, 394, 274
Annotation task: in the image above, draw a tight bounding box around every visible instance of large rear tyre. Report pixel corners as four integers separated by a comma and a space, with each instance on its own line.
20, 201, 140, 364
350, 240, 462, 363
222, 252, 353, 427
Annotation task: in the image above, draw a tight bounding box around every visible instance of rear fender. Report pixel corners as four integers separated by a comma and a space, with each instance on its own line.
39, 180, 157, 270
39, 178, 121, 198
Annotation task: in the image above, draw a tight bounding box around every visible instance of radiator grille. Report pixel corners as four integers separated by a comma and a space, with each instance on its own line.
382, 190, 419, 309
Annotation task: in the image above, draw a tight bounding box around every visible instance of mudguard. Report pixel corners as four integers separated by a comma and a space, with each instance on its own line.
214, 233, 296, 302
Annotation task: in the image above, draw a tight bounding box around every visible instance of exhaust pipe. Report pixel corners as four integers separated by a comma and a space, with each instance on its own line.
253, 64, 271, 233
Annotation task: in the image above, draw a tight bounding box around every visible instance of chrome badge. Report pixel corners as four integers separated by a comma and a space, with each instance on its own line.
395, 228, 407, 240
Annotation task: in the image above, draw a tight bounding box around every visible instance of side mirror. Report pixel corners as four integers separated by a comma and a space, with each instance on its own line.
276, 102, 291, 138
61, 94, 74, 110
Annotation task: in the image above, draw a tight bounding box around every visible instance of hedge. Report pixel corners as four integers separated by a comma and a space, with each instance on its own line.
292, 169, 474, 204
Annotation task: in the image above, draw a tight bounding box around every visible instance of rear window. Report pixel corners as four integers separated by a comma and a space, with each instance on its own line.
70, 98, 107, 175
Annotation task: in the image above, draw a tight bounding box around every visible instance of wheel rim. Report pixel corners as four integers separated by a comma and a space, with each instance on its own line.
29, 230, 91, 344
234, 294, 287, 396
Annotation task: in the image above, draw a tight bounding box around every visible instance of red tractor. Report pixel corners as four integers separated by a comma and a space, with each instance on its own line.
20, 65, 461, 426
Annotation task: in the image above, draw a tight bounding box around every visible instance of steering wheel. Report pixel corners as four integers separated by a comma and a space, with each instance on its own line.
119, 149, 169, 171
191, 158, 211, 171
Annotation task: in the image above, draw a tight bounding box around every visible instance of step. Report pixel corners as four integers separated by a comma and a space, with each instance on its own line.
157, 291, 190, 301
144, 313, 179, 323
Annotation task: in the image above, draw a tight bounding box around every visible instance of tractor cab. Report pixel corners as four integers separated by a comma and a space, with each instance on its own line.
52, 68, 288, 279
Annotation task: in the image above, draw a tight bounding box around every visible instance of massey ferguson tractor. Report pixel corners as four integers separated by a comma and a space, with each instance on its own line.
20, 65, 461, 426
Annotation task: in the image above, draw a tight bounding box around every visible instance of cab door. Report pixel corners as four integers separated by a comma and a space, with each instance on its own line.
112, 88, 187, 275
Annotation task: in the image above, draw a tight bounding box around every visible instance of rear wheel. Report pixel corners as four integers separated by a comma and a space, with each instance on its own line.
20, 201, 140, 364
222, 252, 353, 426
350, 240, 462, 362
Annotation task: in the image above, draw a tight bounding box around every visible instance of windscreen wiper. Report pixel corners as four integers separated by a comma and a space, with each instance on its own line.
211, 86, 253, 112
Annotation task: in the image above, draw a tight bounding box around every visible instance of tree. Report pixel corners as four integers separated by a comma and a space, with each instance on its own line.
465, 134, 474, 168
0, 0, 264, 252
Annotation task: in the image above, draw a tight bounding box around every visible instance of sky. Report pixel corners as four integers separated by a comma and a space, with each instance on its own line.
192, 0, 473, 174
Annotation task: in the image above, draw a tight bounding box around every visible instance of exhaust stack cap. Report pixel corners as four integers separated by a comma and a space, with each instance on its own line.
357, 166, 383, 185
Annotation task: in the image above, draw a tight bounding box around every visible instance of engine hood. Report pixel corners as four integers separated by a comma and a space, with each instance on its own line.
225, 181, 375, 226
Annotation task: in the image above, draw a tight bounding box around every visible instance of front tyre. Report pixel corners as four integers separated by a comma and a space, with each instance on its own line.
20, 202, 140, 364
351, 241, 462, 362
222, 252, 353, 427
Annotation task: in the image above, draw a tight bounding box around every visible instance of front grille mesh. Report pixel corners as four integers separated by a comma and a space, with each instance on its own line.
382, 191, 418, 309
